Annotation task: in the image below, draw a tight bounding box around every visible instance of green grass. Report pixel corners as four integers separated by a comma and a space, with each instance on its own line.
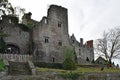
36, 67, 82, 79
36, 67, 120, 80
0, 59, 5, 71
36, 67, 120, 73
77, 67, 120, 73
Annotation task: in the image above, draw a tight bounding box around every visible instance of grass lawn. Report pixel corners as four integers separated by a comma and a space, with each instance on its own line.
77, 67, 120, 73
36, 67, 120, 73
0, 59, 5, 71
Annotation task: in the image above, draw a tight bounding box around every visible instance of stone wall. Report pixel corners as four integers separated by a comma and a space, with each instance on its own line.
33, 5, 70, 63
70, 34, 94, 64
0, 71, 120, 80
32, 5, 94, 64
0, 15, 29, 54
0, 5, 94, 64
0, 54, 32, 62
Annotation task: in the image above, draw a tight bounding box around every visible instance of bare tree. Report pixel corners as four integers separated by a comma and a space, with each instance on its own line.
95, 27, 120, 67
14, 7, 25, 22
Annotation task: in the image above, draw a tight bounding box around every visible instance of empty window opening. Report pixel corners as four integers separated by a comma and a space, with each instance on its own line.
45, 37, 49, 43
58, 41, 62, 46
58, 23, 61, 28
52, 57, 55, 62
72, 40, 74, 43
86, 57, 89, 61
0, 27, 3, 30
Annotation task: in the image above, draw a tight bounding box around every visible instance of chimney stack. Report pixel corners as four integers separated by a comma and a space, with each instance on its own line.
80, 38, 83, 46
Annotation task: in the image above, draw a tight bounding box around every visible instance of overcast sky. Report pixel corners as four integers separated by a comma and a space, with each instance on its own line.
9, 0, 120, 65
9, 0, 120, 42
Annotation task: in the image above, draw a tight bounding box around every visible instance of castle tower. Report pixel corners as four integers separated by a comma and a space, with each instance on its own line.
47, 5, 69, 35
33, 5, 70, 63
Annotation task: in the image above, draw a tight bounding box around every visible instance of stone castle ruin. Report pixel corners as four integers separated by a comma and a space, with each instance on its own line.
0, 5, 94, 64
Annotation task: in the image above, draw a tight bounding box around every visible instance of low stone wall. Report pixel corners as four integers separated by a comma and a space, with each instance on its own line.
84, 72, 120, 80
0, 54, 32, 62
28, 61, 36, 75
0, 71, 120, 80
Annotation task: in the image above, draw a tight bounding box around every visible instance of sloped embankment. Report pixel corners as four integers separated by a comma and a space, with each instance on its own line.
8, 61, 31, 75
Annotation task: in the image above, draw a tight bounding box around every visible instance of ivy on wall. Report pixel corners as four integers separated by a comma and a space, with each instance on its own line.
0, 37, 7, 53
2, 15, 19, 24
18, 24, 30, 32
0, 32, 9, 53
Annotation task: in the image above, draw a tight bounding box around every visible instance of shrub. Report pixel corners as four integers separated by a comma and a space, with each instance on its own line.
63, 46, 75, 59
62, 46, 76, 70
0, 37, 7, 53
0, 59, 5, 71
62, 58, 76, 70
59, 71, 80, 80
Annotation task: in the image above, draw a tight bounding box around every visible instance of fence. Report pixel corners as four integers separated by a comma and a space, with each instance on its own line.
0, 53, 32, 62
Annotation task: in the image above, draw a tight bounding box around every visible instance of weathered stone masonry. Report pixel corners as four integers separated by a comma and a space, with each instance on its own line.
0, 15, 29, 54
0, 5, 94, 64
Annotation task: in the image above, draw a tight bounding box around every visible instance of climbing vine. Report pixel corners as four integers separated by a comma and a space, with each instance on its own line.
0, 37, 7, 53
0, 32, 9, 53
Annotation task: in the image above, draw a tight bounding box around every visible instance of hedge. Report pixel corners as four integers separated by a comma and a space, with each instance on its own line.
34, 62, 63, 69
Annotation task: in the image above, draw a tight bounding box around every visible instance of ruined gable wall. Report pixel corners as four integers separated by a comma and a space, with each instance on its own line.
79, 41, 94, 63
70, 36, 94, 64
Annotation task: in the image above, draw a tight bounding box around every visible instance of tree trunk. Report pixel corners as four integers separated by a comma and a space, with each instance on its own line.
108, 59, 112, 68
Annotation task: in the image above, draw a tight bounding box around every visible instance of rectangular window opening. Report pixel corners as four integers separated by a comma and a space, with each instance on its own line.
0, 27, 3, 30
58, 41, 62, 46
58, 23, 61, 28
44, 37, 49, 43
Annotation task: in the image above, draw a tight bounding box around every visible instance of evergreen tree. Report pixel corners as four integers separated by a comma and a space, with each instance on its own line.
62, 46, 76, 70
